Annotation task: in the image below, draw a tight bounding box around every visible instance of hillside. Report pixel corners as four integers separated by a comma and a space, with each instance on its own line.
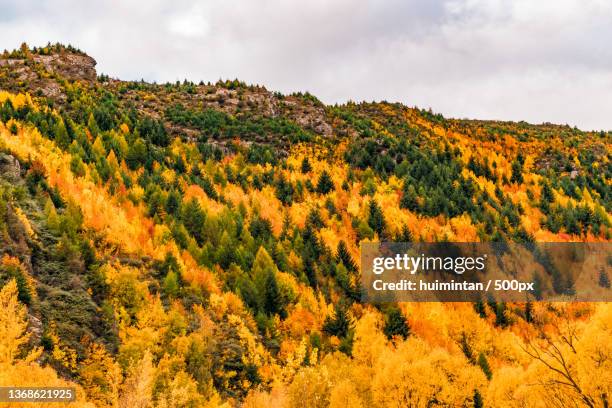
0, 43, 611, 407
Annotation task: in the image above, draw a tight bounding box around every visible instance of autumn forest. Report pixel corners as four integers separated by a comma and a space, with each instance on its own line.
0, 43, 611, 407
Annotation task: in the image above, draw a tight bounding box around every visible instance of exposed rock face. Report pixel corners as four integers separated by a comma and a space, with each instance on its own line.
0, 153, 22, 182
0, 50, 97, 103
283, 96, 333, 138
0, 46, 336, 141
33, 53, 97, 82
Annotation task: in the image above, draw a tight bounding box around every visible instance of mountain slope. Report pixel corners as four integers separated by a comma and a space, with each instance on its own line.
0, 43, 611, 407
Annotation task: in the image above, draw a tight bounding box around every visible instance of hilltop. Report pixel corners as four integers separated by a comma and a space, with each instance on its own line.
0, 43, 611, 407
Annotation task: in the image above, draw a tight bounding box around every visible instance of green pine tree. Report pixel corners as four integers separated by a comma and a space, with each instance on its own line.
474, 300, 487, 318
473, 389, 484, 408
163, 270, 180, 298
301, 157, 312, 173
54, 118, 71, 149
478, 352, 492, 380
316, 170, 334, 194
126, 138, 148, 170
263, 270, 285, 318
524, 301, 534, 323
599, 269, 610, 289
336, 240, 357, 272
383, 307, 410, 340
323, 302, 353, 338
181, 198, 205, 243
368, 199, 386, 238
396, 224, 413, 242
400, 183, 419, 211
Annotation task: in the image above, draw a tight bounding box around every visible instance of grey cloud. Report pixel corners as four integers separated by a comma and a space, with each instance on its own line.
1, 0, 611, 130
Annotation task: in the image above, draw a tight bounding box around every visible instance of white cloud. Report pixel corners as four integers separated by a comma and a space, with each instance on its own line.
1, 0, 611, 130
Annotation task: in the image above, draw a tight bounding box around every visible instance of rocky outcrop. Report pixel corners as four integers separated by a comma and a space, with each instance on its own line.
0, 50, 97, 103
0, 153, 21, 182
281, 95, 333, 138
33, 53, 97, 82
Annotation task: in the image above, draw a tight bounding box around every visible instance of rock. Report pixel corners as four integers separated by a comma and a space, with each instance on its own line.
33, 53, 97, 82
28, 314, 43, 340
0, 153, 21, 181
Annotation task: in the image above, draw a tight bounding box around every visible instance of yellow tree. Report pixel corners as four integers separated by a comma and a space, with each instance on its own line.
0, 279, 30, 364
0, 280, 95, 407
80, 342, 122, 407
329, 380, 364, 408
119, 351, 155, 408
518, 303, 612, 407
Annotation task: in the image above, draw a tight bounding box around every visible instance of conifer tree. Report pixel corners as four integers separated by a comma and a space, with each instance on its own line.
54, 118, 70, 149
400, 183, 419, 211
336, 240, 357, 272
474, 300, 487, 318
510, 159, 523, 184
181, 198, 205, 243
263, 270, 285, 318
599, 269, 611, 289
494, 302, 509, 328
316, 170, 334, 194
524, 301, 533, 323
396, 224, 413, 242
383, 307, 410, 340
303, 255, 317, 289
473, 389, 484, 408
126, 138, 148, 170
252, 247, 286, 317
323, 302, 353, 338
301, 157, 312, 173
478, 352, 492, 380
165, 190, 181, 216
368, 199, 386, 238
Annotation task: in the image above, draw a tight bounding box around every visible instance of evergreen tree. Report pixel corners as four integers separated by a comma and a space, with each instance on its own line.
199, 177, 218, 200
54, 118, 70, 149
263, 270, 285, 318
531, 272, 543, 300
138, 117, 169, 146
252, 247, 286, 318
400, 183, 419, 211
494, 302, 509, 328
473, 389, 484, 408
301, 157, 312, 173
303, 255, 317, 289
165, 190, 181, 216
477, 352, 492, 380
540, 181, 554, 205
510, 159, 523, 184
274, 174, 294, 205
383, 307, 410, 340
599, 269, 611, 289
396, 224, 413, 242
460, 333, 475, 363
306, 208, 324, 229
249, 217, 273, 242
336, 240, 357, 272
368, 199, 386, 238
316, 170, 334, 194
474, 300, 487, 318
181, 198, 205, 243
126, 138, 148, 170
524, 301, 533, 323
323, 302, 353, 338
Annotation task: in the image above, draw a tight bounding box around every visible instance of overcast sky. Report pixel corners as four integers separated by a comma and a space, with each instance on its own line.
1, 0, 612, 130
